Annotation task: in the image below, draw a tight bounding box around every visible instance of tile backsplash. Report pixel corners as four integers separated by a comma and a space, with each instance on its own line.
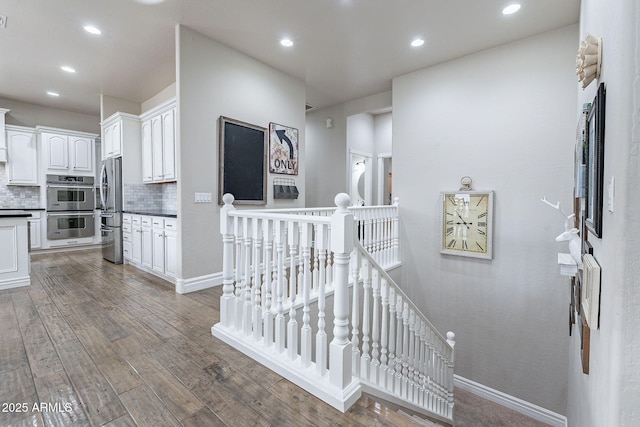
0, 163, 41, 208
124, 182, 177, 212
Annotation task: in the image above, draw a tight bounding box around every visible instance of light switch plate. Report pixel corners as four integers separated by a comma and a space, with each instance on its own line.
607, 176, 614, 213
195, 192, 212, 203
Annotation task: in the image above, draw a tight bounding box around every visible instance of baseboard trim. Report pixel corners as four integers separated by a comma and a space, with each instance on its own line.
176, 271, 223, 294
0, 275, 31, 290
453, 375, 567, 427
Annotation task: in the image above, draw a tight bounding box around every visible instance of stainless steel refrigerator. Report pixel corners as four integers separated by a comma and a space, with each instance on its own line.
100, 157, 123, 264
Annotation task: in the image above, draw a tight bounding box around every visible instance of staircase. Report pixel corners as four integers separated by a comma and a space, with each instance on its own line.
211, 193, 455, 425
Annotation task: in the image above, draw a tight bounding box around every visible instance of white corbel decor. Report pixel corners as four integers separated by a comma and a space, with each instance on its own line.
576, 33, 602, 89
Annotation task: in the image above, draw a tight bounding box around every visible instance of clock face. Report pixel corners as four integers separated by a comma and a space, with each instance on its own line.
441, 191, 493, 259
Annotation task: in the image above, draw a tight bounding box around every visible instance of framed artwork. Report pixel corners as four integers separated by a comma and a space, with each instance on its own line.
440, 191, 494, 259
269, 122, 299, 175
574, 103, 590, 198
218, 116, 267, 205
585, 82, 606, 237
581, 253, 601, 330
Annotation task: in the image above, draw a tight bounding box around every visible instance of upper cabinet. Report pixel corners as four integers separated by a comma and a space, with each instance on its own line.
0, 108, 9, 162
140, 99, 176, 183
5, 125, 38, 185
101, 112, 140, 160
38, 127, 98, 176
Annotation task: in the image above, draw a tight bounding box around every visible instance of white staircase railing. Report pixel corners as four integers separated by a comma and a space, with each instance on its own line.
352, 240, 455, 421
211, 193, 455, 423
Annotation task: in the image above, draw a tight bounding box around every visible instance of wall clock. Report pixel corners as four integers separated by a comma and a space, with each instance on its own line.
440, 190, 494, 259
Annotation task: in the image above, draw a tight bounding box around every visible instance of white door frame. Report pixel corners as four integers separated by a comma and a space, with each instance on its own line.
377, 152, 392, 205
348, 148, 373, 206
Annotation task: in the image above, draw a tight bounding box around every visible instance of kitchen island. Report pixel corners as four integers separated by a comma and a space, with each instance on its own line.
0, 211, 32, 290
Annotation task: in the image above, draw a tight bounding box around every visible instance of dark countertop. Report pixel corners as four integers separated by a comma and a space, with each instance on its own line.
123, 210, 177, 218
0, 210, 33, 218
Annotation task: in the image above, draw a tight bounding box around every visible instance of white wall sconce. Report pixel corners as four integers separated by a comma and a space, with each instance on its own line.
576, 33, 602, 89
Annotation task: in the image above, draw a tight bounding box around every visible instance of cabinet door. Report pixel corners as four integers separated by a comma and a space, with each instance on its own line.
104, 121, 121, 158
151, 115, 163, 181
7, 130, 38, 185
141, 226, 153, 268
141, 119, 153, 182
152, 230, 165, 273
164, 230, 177, 279
131, 226, 142, 264
161, 108, 176, 181
70, 137, 93, 173
44, 133, 68, 170
28, 219, 41, 249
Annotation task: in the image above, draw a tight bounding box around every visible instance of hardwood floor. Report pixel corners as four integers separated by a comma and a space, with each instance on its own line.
1, 249, 425, 427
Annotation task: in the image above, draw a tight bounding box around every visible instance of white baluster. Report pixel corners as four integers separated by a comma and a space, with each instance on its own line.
252, 219, 262, 341
243, 218, 253, 336
234, 217, 244, 330
300, 223, 313, 367
316, 223, 328, 376
392, 198, 399, 264
350, 250, 361, 376
446, 331, 456, 418
379, 278, 389, 389
219, 194, 236, 327
401, 302, 410, 399
274, 221, 286, 353
329, 193, 354, 389
418, 320, 427, 406
387, 287, 397, 390
394, 295, 404, 395
312, 224, 319, 293
360, 259, 371, 380
287, 222, 299, 361
407, 309, 416, 402
369, 270, 381, 385
263, 220, 274, 347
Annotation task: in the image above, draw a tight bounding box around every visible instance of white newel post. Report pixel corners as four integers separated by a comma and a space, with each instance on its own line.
446, 331, 456, 418
220, 193, 236, 327
330, 193, 354, 389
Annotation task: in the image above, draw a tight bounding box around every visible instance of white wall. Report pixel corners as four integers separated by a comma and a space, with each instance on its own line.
176, 25, 306, 281
567, 1, 640, 426
305, 103, 348, 207
305, 91, 391, 208
1, 97, 99, 133
392, 25, 578, 415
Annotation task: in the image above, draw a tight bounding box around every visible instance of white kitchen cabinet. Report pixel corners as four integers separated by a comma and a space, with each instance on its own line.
139, 99, 176, 183
131, 216, 142, 265
152, 217, 165, 274
0, 108, 9, 162
141, 120, 153, 182
101, 112, 140, 160
39, 127, 97, 176
141, 216, 153, 269
125, 214, 177, 282
122, 215, 132, 261
27, 211, 42, 250
164, 218, 177, 279
6, 125, 38, 185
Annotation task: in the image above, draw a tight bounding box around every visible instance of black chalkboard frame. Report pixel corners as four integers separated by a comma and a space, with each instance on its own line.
218, 116, 267, 205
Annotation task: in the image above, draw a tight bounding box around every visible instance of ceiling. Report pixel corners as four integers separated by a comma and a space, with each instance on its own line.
0, 0, 580, 117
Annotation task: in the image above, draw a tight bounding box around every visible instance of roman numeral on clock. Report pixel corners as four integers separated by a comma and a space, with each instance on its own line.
447, 239, 456, 248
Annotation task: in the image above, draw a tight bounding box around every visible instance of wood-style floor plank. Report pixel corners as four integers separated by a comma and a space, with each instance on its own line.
3, 250, 428, 427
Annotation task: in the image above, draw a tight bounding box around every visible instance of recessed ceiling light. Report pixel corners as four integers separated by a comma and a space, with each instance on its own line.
83, 25, 102, 35
61, 66, 76, 73
502, 4, 521, 15
411, 38, 425, 47
280, 38, 294, 47
47, 91, 60, 97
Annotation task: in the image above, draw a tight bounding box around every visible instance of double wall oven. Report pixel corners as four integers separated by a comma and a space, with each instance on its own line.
46, 174, 95, 240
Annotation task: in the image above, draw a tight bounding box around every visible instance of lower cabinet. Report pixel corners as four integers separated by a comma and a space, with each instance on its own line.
27, 211, 42, 250
123, 214, 177, 283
